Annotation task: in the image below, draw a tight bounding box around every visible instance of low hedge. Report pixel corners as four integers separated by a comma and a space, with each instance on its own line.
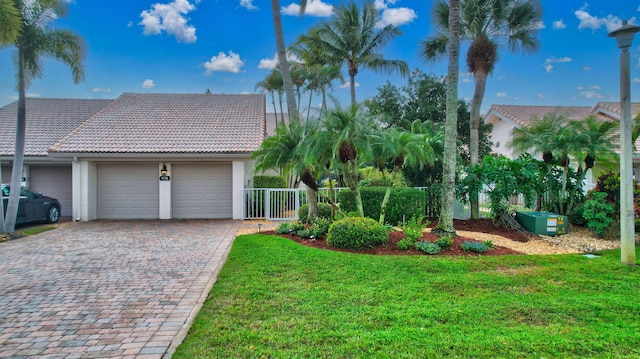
326, 217, 388, 250
253, 175, 286, 188
337, 187, 426, 225
298, 203, 333, 223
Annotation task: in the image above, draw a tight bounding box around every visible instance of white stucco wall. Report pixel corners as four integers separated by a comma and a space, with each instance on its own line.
232, 160, 245, 220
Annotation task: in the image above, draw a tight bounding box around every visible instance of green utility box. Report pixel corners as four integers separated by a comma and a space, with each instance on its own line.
515, 211, 568, 236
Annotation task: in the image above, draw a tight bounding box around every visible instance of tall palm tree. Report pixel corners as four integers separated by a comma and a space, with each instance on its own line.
0, 0, 21, 44
271, 0, 307, 121
371, 128, 435, 224
432, 0, 460, 237
297, 1, 409, 106
4, 0, 85, 233
421, 0, 542, 219
255, 72, 280, 120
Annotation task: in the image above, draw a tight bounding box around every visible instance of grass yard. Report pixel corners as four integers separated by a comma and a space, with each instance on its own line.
175, 234, 640, 358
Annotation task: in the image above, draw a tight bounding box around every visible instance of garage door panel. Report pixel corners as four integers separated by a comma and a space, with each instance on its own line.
29, 166, 73, 217
98, 164, 158, 219
172, 164, 232, 219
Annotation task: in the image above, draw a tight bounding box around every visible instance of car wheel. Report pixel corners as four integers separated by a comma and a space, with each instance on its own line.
47, 206, 60, 224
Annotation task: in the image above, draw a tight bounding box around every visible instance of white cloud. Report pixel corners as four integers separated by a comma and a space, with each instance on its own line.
583, 66, 592, 71
575, 5, 636, 32
142, 79, 155, 89
376, 7, 417, 28
239, 0, 257, 11
578, 91, 603, 99
496, 92, 508, 98
553, 19, 566, 29
7, 93, 41, 101
91, 88, 112, 93
633, 78, 640, 83
373, 0, 416, 28
282, 0, 333, 17
139, 0, 198, 43
203, 51, 244, 75
537, 93, 545, 99
543, 57, 572, 73
340, 81, 360, 89
258, 53, 303, 70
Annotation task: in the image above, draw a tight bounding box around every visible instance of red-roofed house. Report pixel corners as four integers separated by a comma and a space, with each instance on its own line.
1, 93, 268, 221
485, 102, 640, 185
0, 99, 113, 217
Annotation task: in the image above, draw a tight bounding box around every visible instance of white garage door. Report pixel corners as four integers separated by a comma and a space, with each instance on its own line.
172, 163, 232, 219
30, 166, 72, 217
97, 164, 159, 219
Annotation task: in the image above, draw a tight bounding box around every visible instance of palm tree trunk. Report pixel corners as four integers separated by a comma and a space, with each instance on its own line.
469, 69, 487, 219
5, 52, 26, 233
349, 73, 357, 107
270, 91, 278, 124
278, 92, 284, 123
305, 185, 318, 222
321, 86, 327, 110
271, 0, 298, 120
379, 168, 399, 224
306, 91, 313, 122
433, 0, 460, 236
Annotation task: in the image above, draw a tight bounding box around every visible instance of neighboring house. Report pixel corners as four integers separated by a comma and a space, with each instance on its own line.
0, 98, 113, 217
485, 102, 640, 185
46, 93, 266, 221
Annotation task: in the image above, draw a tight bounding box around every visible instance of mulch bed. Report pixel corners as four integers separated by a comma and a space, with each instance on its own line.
263, 219, 527, 256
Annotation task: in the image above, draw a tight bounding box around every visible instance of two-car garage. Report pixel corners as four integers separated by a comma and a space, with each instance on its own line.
96, 163, 232, 220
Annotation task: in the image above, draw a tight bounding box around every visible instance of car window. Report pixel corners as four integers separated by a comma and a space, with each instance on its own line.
1, 187, 8, 197
20, 187, 36, 199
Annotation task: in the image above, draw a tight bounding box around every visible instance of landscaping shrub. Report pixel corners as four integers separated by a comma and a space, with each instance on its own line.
434, 235, 453, 250
276, 221, 304, 235
396, 238, 414, 250
461, 240, 491, 253
414, 241, 441, 255
337, 187, 425, 225
358, 166, 408, 187
582, 192, 615, 238
298, 203, 333, 223
326, 217, 389, 250
308, 217, 332, 238
254, 175, 287, 188
568, 203, 588, 227
402, 216, 427, 241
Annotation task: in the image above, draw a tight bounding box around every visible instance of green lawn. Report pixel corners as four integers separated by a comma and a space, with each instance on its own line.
175, 234, 640, 359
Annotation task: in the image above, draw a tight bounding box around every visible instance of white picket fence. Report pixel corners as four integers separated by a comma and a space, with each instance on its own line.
242, 187, 492, 221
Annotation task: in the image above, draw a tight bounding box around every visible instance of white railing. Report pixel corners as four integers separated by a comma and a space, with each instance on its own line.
243, 187, 348, 220
243, 187, 536, 221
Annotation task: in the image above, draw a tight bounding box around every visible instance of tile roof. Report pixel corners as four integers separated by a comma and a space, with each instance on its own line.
485, 105, 599, 127
51, 93, 266, 154
266, 113, 290, 137
591, 102, 640, 117
0, 98, 113, 156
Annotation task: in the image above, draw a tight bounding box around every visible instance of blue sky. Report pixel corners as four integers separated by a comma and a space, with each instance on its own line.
1, 0, 639, 113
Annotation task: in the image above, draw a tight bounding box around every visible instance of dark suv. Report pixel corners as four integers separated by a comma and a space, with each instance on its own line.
1, 185, 61, 224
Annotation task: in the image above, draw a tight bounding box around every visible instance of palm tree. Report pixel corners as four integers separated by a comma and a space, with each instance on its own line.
252, 119, 322, 221
372, 128, 435, 224
319, 103, 376, 216
421, 0, 542, 219
4, 0, 85, 233
297, 1, 409, 106
270, 0, 307, 121
0, 0, 21, 44
509, 114, 618, 215
432, 0, 460, 237
255, 71, 280, 120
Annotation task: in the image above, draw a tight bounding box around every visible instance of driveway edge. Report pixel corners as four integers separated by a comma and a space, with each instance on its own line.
162, 225, 237, 358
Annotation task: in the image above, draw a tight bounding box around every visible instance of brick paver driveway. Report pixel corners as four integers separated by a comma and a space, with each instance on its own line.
0, 220, 244, 358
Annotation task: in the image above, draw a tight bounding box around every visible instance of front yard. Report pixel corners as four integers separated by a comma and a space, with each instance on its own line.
175, 234, 640, 358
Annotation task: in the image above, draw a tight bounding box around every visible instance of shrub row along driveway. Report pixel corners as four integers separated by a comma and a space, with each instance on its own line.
0, 220, 240, 358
